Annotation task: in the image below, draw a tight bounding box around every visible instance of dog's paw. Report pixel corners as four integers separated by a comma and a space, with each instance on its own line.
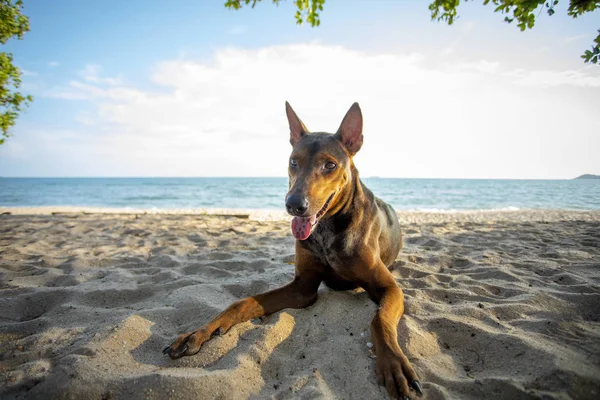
163, 327, 224, 359
376, 348, 422, 399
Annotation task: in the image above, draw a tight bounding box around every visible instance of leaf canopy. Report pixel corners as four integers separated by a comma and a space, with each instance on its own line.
225, 0, 600, 64
0, 0, 31, 144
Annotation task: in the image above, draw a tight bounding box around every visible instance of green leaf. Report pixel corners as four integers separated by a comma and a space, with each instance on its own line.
224, 0, 599, 66
0, 0, 32, 144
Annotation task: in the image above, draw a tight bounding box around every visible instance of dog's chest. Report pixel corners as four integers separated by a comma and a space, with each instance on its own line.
305, 221, 345, 268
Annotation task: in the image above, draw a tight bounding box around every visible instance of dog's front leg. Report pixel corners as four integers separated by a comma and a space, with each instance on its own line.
361, 265, 422, 399
163, 269, 321, 359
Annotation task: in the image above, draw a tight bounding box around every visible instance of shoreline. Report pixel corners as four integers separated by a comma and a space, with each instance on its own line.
2, 206, 600, 223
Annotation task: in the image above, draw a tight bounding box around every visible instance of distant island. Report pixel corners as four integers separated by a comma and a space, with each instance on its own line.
574, 174, 600, 179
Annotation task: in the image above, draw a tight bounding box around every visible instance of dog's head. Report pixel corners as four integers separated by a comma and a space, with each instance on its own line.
284, 102, 363, 240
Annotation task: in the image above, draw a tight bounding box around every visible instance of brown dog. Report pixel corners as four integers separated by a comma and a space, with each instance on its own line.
164, 102, 422, 399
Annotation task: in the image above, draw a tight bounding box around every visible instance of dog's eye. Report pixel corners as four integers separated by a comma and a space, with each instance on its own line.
290, 159, 298, 167
325, 161, 337, 170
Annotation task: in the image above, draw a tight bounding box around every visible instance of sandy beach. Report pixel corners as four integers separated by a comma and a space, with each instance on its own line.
1, 208, 599, 400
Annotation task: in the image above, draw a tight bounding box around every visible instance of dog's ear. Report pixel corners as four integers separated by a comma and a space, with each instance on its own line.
285, 101, 310, 147
336, 102, 363, 156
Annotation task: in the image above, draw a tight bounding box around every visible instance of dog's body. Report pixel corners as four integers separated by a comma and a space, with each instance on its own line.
164, 103, 421, 399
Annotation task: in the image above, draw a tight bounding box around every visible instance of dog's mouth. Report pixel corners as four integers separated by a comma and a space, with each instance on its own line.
291, 193, 335, 241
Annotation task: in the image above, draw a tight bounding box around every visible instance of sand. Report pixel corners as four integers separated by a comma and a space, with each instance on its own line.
0, 208, 599, 400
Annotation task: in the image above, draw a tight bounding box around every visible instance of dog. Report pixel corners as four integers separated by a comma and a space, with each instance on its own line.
163, 102, 422, 399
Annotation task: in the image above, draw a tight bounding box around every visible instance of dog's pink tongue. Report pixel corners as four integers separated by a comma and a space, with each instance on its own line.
291, 216, 315, 240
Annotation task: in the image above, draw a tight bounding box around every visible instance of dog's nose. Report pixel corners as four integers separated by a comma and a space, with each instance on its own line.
286, 194, 309, 216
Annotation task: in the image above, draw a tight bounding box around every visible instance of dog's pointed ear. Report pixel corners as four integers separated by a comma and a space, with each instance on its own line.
336, 102, 363, 156
285, 101, 309, 147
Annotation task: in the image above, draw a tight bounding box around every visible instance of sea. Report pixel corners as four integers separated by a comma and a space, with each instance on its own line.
1, 177, 599, 212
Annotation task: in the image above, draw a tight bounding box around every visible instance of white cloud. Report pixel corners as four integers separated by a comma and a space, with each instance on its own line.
439, 21, 476, 58
508, 68, 600, 87
8, 43, 600, 178
1, 140, 25, 159
535, 46, 550, 53
445, 60, 501, 74
43, 66, 125, 99
460, 21, 475, 35
43, 84, 91, 100
441, 47, 454, 56
47, 61, 60, 67
21, 69, 39, 77
78, 64, 123, 86
560, 34, 589, 45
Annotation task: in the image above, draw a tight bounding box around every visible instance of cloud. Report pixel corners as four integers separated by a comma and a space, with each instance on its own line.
43, 84, 91, 100
78, 64, 123, 86
20, 69, 39, 77
441, 47, 454, 56
445, 60, 500, 74
47, 61, 60, 67
43, 65, 125, 99
507, 68, 600, 87
439, 20, 475, 58
1, 140, 25, 159
560, 34, 589, 45
7, 43, 600, 178
460, 21, 475, 35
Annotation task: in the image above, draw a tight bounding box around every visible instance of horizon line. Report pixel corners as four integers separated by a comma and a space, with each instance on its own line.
0, 176, 594, 181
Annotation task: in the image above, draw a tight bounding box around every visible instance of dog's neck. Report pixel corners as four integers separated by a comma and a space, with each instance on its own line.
326, 162, 367, 223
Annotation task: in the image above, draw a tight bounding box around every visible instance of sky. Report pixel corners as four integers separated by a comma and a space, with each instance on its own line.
1, 0, 599, 179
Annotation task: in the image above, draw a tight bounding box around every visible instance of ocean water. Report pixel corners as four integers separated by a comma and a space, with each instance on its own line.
0, 177, 599, 211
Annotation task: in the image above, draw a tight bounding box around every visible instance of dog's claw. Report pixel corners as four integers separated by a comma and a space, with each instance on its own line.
410, 380, 423, 395
163, 344, 188, 359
